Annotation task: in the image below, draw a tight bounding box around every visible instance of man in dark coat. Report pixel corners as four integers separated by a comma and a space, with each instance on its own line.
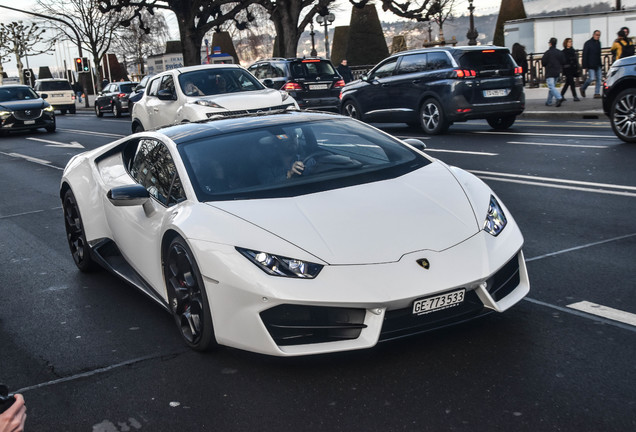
541, 37, 565, 107
337, 59, 354, 83
580, 30, 603, 98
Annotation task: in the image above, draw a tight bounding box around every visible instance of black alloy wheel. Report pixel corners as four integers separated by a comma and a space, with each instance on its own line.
95, 104, 103, 117
164, 237, 217, 351
420, 98, 448, 135
487, 115, 516, 130
610, 88, 636, 143
341, 99, 361, 119
63, 189, 98, 272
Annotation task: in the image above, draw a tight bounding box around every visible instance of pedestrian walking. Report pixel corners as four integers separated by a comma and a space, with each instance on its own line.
542, 37, 565, 107
611, 26, 635, 61
580, 30, 603, 99
337, 59, 354, 83
561, 38, 580, 101
72, 81, 83, 103
512, 43, 528, 86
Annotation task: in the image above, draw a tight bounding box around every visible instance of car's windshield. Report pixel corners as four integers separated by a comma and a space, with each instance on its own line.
179, 117, 429, 201
38, 81, 72, 91
0, 87, 40, 102
178, 68, 264, 96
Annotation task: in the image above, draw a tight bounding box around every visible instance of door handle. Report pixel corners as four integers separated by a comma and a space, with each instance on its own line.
381, 83, 390, 87
153, 107, 159, 113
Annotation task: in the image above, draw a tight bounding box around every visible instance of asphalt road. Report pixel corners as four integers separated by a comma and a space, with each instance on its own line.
0, 112, 634, 431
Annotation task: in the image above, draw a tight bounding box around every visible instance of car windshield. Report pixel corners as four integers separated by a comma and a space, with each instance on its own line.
179, 117, 429, 201
119, 83, 134, 93
178, 68, 264, 96
458, 50, 515, 71
38, 81, 72, 91
0, 87, 40, 102
290, 60, 338, 79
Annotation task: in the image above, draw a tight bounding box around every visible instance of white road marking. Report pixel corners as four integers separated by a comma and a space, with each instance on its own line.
474, 130, 613, 139
526, 233, 636, 262
506, 140, 609, 149
26, 137, 84, 148
479, 176, 636, 197
0, 151, 63, 170
58, 128, 125, 138
567, 301, 636, 327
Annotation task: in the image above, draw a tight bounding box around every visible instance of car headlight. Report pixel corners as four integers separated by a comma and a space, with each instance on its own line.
237, 247, 323, 278
0, 110, 10, 119
44, 106, 55, 112
195, 100, 224, 109
483, 195, 507, 236
279, 90, 291, 102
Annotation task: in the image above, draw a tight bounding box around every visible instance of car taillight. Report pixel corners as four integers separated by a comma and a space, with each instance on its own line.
282, 82, 303, 91
514, 66, 523, 74
117, 93, 126, 98
334, 79, 345, 88
454, 69, 476, 78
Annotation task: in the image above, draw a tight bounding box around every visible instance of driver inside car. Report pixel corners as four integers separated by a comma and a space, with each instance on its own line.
257, 131, 316, 184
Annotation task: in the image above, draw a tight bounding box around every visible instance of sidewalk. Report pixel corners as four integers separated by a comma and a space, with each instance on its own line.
74, 86, 606, 120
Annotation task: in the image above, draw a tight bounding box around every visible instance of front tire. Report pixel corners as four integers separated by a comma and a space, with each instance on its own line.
95, 104, 103, 117
610, 88, 636, 143
63, 189, 99, 272
487, 115, 516, 130
164, 236, 217, 352
420, 98, 449, 135
341, 99, 361, 120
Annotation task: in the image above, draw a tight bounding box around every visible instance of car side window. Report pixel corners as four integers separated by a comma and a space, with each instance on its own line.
369, 58, 398, 80
271, 63, 286, 78
129, 138, 185, 207
147, 78, 161, 97
426, 52, 452, 71
396, 53, 428, 74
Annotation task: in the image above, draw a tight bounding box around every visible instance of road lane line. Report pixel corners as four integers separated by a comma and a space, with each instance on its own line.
506, 140, 609, 149
526, 233, 636, 262
0, 151, 63, 170
58, 128, 125, 138
470, 170, 636, 192
26, 137, 85, 148
474, 130, 613, 139
567, 301, 636, 327
477, 176, 636, 197
524, 297, 636, 332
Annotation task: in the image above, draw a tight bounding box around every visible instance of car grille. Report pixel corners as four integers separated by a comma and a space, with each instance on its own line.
206, 104, 295, 118
379, 253, 521, 342
14, 109, 42, 120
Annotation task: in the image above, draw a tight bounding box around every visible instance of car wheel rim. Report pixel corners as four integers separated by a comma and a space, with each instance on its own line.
95, 105, 99, 115
63, 193, 87, 265
113, 105, 119, 116
614, 93, 636, 139
422, 103, 440, 131
166, 243, 204, 344
344, 103, 357, 118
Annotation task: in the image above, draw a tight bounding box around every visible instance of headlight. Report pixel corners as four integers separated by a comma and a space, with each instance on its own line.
44, 106, 55, 112
279, 90, 290, 102
0, 110, 10, 119
483, 195, 507, 236
195, 100, 224, 109
237, 247, 323, 278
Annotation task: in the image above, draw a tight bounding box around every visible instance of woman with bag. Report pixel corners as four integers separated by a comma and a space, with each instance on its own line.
561, 38, 580, 101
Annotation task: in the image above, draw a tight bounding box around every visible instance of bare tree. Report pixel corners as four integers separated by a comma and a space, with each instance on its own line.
111, 9, 169, 75
97, 0, 255, 66
0, 21, 53, 84
0, 26, 12, 85
428, 0, 456, 43
37, 0, 123, 88
349, 0, 440, 22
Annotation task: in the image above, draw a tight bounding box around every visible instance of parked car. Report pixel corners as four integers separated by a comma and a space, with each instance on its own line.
33, 78, 75, 115
248, 57, 344, 111
131, 64, 297, 133
95, 81, 135, 118
0, 84, 56, 134
603, 55, 636, 143
339, 46, 525, 134
127, 74, 154, 110
60, 110, 529, 356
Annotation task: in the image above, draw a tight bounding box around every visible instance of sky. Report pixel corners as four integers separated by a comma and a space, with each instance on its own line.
0, 0, 632, 78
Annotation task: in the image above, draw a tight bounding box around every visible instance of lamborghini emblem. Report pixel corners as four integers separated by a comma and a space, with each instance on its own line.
416, 258, 430, 269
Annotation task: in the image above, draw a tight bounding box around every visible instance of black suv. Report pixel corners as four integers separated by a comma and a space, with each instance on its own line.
339, 46, 525, 134
248, 58, 344, 110
95, 81, 135, 117
603, 55, 636, 143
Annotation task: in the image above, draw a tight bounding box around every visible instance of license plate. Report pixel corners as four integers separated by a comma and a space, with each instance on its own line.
309, 84, 329, 90
412, 289, 465, 315
52, 93, 64, 97
23, 120, 35, 125
484, 89, 509, 97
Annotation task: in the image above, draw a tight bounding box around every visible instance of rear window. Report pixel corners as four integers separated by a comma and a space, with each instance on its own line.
38, 81, 72, 91
119, 83, 134, 93
290, 60, 338, 79
457, 50, 515, 71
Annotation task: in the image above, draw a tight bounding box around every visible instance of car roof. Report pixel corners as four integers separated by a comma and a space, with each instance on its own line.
166, 64, 243, 76
35, 78, 70, 82
389, 45, 509, 57
0, 84, 32, 89
158, 110, 342, 145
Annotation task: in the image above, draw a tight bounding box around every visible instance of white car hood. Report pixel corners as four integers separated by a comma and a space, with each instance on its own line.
208, 163, 481, 265
191, 89, 286, 110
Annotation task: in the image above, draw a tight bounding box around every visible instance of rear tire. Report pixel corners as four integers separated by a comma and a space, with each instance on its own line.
60, 109, 67, 115
420, 98, 448, 135
113, 103, 121, 118
69, 106, 76, 115
487, 115, 516, 130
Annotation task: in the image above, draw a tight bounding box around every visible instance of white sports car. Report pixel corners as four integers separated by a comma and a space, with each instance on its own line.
61, 111, 529, 356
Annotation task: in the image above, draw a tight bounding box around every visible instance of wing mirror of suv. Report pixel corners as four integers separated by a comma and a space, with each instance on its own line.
157, 89, 176, 101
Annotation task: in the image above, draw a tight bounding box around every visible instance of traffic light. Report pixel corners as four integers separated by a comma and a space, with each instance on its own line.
74, 57, 82, 72
82, 58, 89, 72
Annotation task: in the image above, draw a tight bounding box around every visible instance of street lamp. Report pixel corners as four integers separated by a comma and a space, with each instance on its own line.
310, 22, 317, 57
316, 12, 335, 59
466, 0, 478, 46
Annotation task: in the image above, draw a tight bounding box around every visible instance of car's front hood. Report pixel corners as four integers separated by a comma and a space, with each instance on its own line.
0, 99, 48, 111
189, 89, 289, 111
208, 163, 482, 265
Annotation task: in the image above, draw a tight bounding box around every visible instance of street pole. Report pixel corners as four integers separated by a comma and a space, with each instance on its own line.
310, 23, 317, 57
316, 12, 335, 59
467, 0, 478, 46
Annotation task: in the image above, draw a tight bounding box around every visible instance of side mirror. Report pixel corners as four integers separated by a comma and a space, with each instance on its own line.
157, 89, 176, 101
40, 93, 48, 99
360, 74, 368, 82
262, 79, 274, 88
107, 184, 150, 207
403, 138, 426, 151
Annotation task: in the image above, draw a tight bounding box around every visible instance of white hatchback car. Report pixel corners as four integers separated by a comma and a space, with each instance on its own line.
131, 64, 298, 133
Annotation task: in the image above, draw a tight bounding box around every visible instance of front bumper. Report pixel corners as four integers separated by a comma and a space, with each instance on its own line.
190, 225, 529, 357
1, 111, 55, 132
